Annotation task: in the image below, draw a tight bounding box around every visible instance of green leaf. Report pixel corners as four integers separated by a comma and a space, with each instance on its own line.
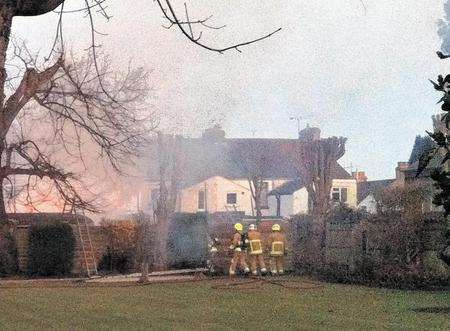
430, 79, 443, 91
426, 131, 447, 147
416, 147, 437, 177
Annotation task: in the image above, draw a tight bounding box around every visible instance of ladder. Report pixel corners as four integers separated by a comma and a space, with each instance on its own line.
75, 210, 98, 278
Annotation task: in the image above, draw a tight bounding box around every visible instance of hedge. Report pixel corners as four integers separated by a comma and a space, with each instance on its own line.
27, 222, 76, 277
167, 213, 208, 269
0, 230, 18, 277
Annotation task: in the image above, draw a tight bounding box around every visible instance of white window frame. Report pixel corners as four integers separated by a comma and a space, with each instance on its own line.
331, 187, 348, 203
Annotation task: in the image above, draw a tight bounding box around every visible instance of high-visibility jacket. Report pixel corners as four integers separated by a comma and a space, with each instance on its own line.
229, 232, 243, 251
247, 230, 263, 255
269, 232, 285, 256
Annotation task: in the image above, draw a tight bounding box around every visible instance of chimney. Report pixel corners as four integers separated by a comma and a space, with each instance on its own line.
202, 125, 226, 142
352, 171, 367, 183
395, 162, 409, 183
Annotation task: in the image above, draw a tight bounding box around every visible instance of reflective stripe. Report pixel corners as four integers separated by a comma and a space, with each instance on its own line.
270, 241, 284, 256
249, 239, 262, 255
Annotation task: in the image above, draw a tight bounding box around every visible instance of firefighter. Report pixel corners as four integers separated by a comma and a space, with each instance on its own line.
247, 223, 267, 275
229, 223, 250, 276
269, 223, 285, 275
207, 236, 219, 275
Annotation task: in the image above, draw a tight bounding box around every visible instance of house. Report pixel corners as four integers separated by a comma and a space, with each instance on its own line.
356, 114, 446, 214
267, 172, 356, 218
357, 178, 396, 213
143, 126, 356, 218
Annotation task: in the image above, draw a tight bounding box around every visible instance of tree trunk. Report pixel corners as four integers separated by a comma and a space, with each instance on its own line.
155, 214, 169, 270
0, 6, 13, 108
0, 177, 6, 219
0, 139, 6, 219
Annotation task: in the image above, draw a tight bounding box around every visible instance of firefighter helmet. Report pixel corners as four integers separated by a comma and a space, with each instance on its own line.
234, 223, 243, 232
272, 224, 281, 232
249, 224, 256, 231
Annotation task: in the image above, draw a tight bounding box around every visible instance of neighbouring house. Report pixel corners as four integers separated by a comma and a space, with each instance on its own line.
357, 178, 396, 213
143, 126, 356, 218
267, 173, 357, 218
391, 115, 446, 213
356, 115, 446, 214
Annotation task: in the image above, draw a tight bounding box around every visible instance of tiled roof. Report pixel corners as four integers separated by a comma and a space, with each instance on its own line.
147, 136, 351, 188
269, 179, 305, 195
357, 179, 396, 203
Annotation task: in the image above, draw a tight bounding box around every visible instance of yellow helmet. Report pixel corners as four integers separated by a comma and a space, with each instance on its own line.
234, 223, 243, 232
272, 224, 281, 232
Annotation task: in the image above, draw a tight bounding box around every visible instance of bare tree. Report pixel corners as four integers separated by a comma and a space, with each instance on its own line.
0, 43, 150, 216
152, 133, 183, 269
294, 137, 347, 222
228, 140, 277, 222
0, 1, 280, 280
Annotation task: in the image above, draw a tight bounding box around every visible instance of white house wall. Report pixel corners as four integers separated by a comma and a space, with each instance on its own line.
268, 178, 357, 217
292, 187, 309, 215
358, 194, 377, 213
178, 177, 290, 215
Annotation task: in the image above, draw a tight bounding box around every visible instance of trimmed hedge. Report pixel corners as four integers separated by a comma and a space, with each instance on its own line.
98, 247, 135, 274
291, 207, 450, 289
27, 222, 76, 277
0, 230, 18, 277
97, 220, 140, 274
167, 213, 208, 269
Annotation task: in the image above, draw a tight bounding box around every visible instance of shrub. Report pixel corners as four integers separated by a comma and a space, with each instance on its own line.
0, 224, 18, 277
27, 222, 75, 277
167, 213, 208, 269
97, 220, 139, 274
98, 247, 135, 274
291, 201, 450, 289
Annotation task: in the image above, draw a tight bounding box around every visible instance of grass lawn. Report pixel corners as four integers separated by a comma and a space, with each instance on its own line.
0, 277, 449, 330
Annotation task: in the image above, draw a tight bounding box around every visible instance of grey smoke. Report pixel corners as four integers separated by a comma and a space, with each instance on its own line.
438, 1, 450, 53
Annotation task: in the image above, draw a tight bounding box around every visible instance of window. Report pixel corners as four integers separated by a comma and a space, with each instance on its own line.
198, 190, 205, 210
226, 193, 237, 205
331, 187, 348, 203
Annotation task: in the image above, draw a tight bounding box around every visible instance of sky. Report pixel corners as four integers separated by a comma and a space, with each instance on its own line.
10, 0, 450, 180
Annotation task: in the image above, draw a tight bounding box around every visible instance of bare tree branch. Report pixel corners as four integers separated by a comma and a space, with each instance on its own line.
156, 0, 281, 53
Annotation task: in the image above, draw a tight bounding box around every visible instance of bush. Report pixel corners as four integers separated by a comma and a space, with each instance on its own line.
0, 225, 18, 277
98, 247, 135, 274
27, 222, 75, 277
167, 213, 208, 269
97, 220, 139, 274
291, 202, 450, 289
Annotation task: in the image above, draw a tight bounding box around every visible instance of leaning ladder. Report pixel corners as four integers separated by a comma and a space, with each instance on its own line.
75, 210, 98, 277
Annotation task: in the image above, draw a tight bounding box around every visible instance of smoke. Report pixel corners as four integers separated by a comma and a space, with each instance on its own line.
438, 1, 450, 53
